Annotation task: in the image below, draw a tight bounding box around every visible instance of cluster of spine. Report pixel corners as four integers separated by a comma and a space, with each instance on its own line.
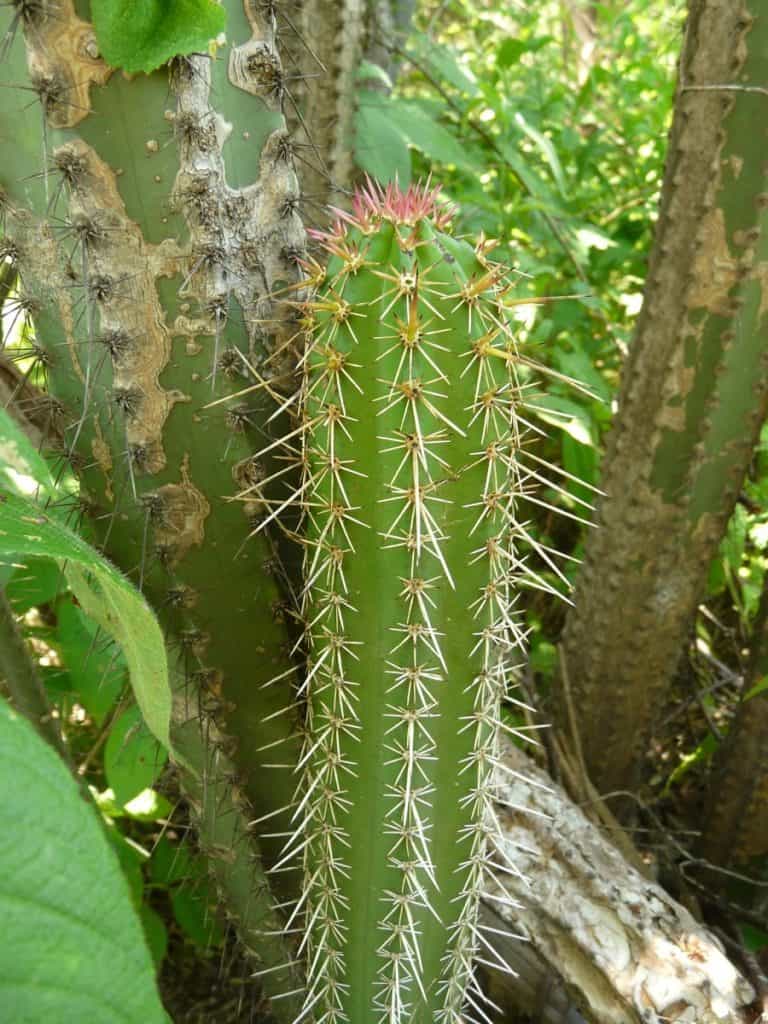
277, 181, 533, 1023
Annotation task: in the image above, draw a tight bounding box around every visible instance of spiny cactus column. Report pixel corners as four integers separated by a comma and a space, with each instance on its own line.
282, 182, 532, 1023
556, 0, 768, 796
700, 576, 768, 866
0, 0, 304, 876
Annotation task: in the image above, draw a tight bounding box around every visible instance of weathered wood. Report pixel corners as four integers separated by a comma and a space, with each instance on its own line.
480, 741, 756, 1024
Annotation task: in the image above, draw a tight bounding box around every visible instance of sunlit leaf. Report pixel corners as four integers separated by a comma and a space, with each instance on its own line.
0, 698, 166, 1022
0, 491, 171, 752
91, 0, 226, 74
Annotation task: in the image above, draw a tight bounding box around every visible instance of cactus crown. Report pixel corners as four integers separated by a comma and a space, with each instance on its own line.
273, 179, 542, 1023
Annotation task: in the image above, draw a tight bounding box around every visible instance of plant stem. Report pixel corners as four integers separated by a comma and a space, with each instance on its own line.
0, 587, 71, 766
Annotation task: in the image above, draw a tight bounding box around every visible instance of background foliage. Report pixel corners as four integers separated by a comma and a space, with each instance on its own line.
2, 0, 767, 1016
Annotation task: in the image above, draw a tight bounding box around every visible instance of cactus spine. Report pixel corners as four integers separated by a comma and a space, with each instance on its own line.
286, 182, 530, 1023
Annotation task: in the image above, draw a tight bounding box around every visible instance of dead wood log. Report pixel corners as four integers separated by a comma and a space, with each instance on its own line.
481, 741, 757, 1024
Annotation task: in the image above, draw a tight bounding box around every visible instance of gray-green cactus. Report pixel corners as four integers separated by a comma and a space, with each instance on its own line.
274, 181, 536, 1023
0, 0, 304, 876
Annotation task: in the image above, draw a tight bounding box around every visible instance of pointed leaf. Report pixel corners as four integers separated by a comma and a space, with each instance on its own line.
0, 490, 171, 752
0, 697, 167, 1022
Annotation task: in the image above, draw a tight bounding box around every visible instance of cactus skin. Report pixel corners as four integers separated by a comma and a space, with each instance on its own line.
286, 182, 529, 1023
0, 0, 305, 877
556, 0, 768, 797
700, 578, 768, 866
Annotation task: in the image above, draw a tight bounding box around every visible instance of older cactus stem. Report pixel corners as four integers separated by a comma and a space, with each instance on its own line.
699, 577, 768, 866
285, 181, 534, 1023
0, 0, 305, 875
170, 676, 305, 1020
295, 0, 414, 223
296, 0, 366, 212
557, 0, 768, 796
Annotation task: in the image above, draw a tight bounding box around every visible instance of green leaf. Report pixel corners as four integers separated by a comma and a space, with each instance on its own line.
529, 395, 595, 446
575, 225, 618, 252
514, 112, 568, 197
94, 787, 173, 822
104, 826, 147, 909
498, 139, 559, 211
139, 905, 169, 968
0, 698, 167, 1023
741, 923, 768, 953
356, 59, 393, 90
497, 38, 526, 67
662, 732, 719, 795
149, 837, 205, 887
562, 434, 600, 505
171, 882, 225, 949
5, 557, 65, 613
529, 640, 557, 676
744, 674, 768, 701
354, 92, 411, 185
54, 597, 125, 724
408, 34, 480, 96
385, 98, 481, 172
0, 491, 171, 751
0, 406, 58, 497
554, 345, 611, 402
497, 35, 553, 67
91, 0, 226, 74
105, 706, 168, 806
720, 504, 749, 573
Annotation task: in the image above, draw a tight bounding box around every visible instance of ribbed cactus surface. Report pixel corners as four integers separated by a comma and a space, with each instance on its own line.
282, 182, 530, 1023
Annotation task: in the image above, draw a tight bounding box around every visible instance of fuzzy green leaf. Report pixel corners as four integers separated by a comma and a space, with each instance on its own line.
91, 0, 226, 74
0, 697, 167, 1023
0, 491, 171, 752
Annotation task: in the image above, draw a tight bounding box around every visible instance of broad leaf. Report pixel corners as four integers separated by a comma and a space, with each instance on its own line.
91, 0, 226, 74
354, 92, 411, 185
386, 98, 481, 172
0, 698, 167, 1022
0, 491, 171, 751
528, 395, 595, 447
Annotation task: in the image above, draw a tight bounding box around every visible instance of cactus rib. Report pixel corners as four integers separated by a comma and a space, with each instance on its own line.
282, 180, 534, 1024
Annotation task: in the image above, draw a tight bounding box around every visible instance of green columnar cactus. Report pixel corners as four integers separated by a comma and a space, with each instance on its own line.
282, 181, 531, 1023
0, 0, 303, 875
700, 578, 768, 866
556, 0, 768, 796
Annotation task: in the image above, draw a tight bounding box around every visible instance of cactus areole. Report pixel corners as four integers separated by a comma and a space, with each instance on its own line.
282, 181, 532, 1023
